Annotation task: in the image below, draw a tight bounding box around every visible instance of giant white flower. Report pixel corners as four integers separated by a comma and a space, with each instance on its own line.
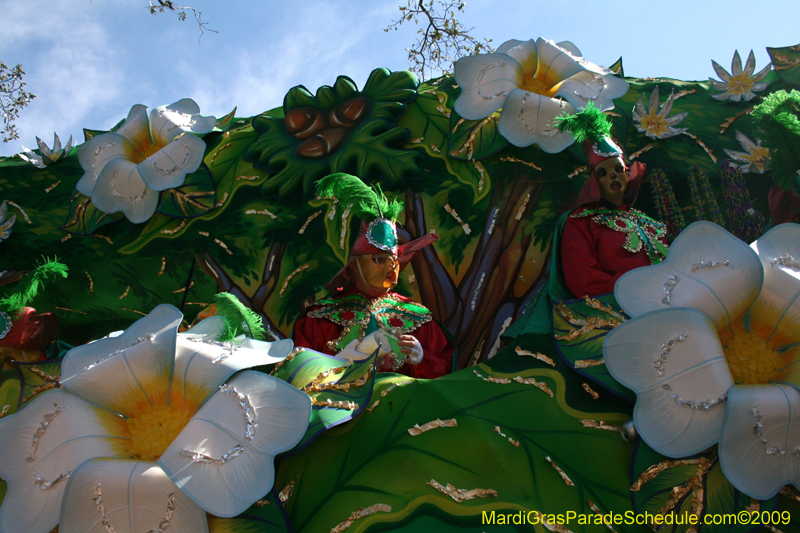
77, 99, 216, 223
453, 37, 628, 153
604, 222, 800, 500
0, 304, 310, 533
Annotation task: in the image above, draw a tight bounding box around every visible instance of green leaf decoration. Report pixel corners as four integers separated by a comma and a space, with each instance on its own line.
245, 68, 421, 200
12, 360, 62, 411
609, 57, 624, 78
215, 106, 239, 132
0, 368, 21, 417
631, 440, 778, 533
274, 347, 379, 452
551, 294, 635, 403
275, 364, 634, 532
156, 163, 217, 219
208, 488, 291, 533
448, 110, 508, 162
61, 190, 124, 235
767, 44, 800, 88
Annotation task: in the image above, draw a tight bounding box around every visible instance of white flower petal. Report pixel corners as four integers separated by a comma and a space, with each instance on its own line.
150, 98, 216, 145
494, 38, 538, 77
76, 133, 133, 197
90, 159, 159, 223
605, 308, 732, 456
61, 305, 182, 417
708, 78, 729, 91
555, 40, 581, 57
0, 389, 121, 533
59, 459, 208, 533
535, 37, 588, 82
743, 50, 756, 77
115, 104, 156, 156
498, 89, 575, 152
719, 384, 800, 500
453, 53, 523, 120
616, 221, 763, 330
158, 371, 310, 517
711, 60, 732, 82
731, 50, 743, 76
752, 63, 773, 83
138, 133, 206, 192
173, 327, 294, 408
554, 69, 628, 111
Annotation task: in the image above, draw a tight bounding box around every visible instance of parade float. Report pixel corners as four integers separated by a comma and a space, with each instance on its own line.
0, 37, 799, 532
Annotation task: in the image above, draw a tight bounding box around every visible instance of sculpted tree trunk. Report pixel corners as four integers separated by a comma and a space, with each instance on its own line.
400, 177, 551, 368
194, 242, 287, 340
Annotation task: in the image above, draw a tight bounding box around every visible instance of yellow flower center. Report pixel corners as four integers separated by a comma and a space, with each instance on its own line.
722, 330, 783, 384
129, 141, 162, 165
121, 402, 192, 461
727, 73, 755, 95
521, 71, 558, 97
642, 112, 668, 135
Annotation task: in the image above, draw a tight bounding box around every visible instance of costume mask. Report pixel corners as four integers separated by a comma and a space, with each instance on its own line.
353, 253, 400, 295
594, 156, 628, 206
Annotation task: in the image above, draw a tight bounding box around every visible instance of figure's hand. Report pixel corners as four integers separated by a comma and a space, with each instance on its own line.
397, 334, 423, 365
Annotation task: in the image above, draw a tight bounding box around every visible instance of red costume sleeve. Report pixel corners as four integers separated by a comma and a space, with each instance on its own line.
561, 215, 620, 298
292, 312, 339, 355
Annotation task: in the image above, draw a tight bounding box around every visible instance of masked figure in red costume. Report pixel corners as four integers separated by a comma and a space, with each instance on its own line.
557, 103, 669, 298
292, 173, 453, 379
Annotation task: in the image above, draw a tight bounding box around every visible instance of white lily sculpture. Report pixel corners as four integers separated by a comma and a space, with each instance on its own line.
453, 37, 628, 153
605, 221, 800, 500
0, 304, 310, 533
18, 133, 74, 168
77, 99, 216, 223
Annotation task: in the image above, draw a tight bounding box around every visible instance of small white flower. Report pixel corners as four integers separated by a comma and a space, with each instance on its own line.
709, 50, 771, 102
17, 133, 74, 168
724, 130, 770, 174
632, 86, 689, 139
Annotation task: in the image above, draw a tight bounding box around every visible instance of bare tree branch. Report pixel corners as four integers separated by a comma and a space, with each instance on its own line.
147, 1, 217, 40
0, 62, 35, 143
385, 0, 492, 81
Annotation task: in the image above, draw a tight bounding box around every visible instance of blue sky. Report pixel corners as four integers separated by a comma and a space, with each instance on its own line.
1, 0, 798, 156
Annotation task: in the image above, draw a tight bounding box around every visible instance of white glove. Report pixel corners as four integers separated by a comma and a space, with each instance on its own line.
336, 331, 388, 361
405, 336, 424, 365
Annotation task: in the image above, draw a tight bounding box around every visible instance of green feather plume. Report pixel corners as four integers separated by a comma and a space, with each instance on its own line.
554, 101, 613, 145
751, 89, 800, 190
213, 292, 267, 342
316, 173, 403, 221
0, 258, 68, 315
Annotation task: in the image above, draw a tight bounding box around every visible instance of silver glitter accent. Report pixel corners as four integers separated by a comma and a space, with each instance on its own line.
176, 136, 193, 166
793, 446, 800, 459
181, 444, 245, 464
487, 208, 499, 235
517, 92, 534, 132
33, 469, 71, 489
662, 384, 726, 410
364, 217, 397, 253
94, 483, 118, 533
471, 273, 485, 311
27, 403, 62, 462
475, 62, 505, 85
752, 406, 787, 456
662, 275, 680, 307
771, 253, 800, 270
691, 259, 730, 271
183, 335, 241, 364
0, 310, 12, 340
147, 157, 178, 175
146, 492, 176, 533
219, 384, 258, 440
83, 333, 155, 372
654, 334, 687, 377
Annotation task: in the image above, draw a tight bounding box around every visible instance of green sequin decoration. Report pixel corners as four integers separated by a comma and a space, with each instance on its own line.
571, 207, 669, 264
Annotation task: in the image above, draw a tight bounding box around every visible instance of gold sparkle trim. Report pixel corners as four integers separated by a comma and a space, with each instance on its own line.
450, 116, 496, 160
278, 481, 295, 503
513, 376, 554, 397
198, 231, 209, 237
629, 144, 655, 161
381, 383, 398, 397
307, 367, 373, 393
500, 156, 542, 171
780, 486, 800, 502
582, 383, 599, 399
55, 306, 87, 315
85, 271, 93, 293
583, 296, 626, 321
367, 400, 380, 413
444, 204, 471, 234
430, 143, 441, 153
588, 501, 618, 533
280, 263, 310, 297
452, 118, 466, 133
209, 142, 232, 165
745, 500, 761, 513
216, 192, 228, 207
184, 301, 211, 306
515, 193, 531, 220
173, 281, 194, 293
6, 201, 31, 224
567, 166, 587, 179
771, 52, 800, 70
580, 419, 621, 431
719, 108, 753, 134
214, 238, 233, 256
468, 340, 485, 367
158, 257, 166, 276
22, 382, 58, 403
94, 235, 113, 245
340, 203, 352, 249
673, 89, 696, 100
245, 208, 277, 219
411, 137, 424, 144
330, 504, 392, 533
493, 426, 520, 447
427, 479, 497, 503
574, 358, 605, 368
60, 234, 71, 242
118, 307, 147, 317
253, 499, 270, 507
45, 180, 61, 193
408, 418, 457, 436
299, 210, 323, 234
236, 175, 259, 181
436, 105, 450, 118
682, 132, 717, 163
473, 161, 485, 193
473, 370, 511, 384
119, 286, 130, 299
310, 398, 358, 410
161, 219, 186, 235
269, 348, 303, 376
29, 365, 59, 382
515, 347, 554, 366
0, 405, 8, 418
545, 455, 574, 486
